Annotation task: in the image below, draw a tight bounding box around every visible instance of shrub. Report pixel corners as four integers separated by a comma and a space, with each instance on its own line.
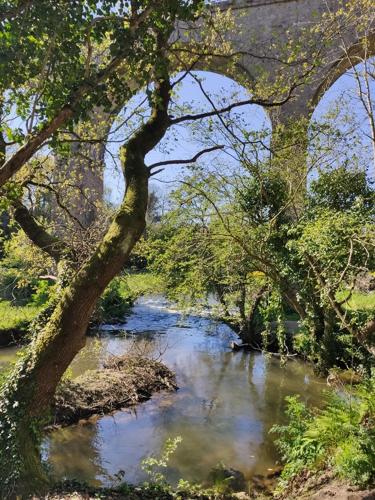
271, 375, 375, 490
30, 279, 54, 306
98, 277, 135, 323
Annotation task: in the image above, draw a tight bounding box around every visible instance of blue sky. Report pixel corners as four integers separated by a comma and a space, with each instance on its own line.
104, 66, 375, 205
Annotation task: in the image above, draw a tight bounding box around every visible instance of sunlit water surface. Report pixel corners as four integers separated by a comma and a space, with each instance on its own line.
0, 296, 325, 488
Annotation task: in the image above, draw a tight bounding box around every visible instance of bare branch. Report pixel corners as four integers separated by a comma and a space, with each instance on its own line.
148, 144, 224, 172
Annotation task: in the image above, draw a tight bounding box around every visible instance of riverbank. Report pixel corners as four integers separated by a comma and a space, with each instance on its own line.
52, 355, 177, 427
33, 481, 244, 499
0, 300, 41, 346
34, 473, 375, 500
276, 469, 375, 499
0, 272, 165, 347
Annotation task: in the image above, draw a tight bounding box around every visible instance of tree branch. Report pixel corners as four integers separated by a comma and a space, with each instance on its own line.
11, 199, 71, 262
0, 4, 155, 188
148, 144, 224, 173
169, 84, 298, 126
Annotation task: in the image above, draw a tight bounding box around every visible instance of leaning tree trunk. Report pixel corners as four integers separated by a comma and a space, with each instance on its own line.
0, 77, 171, 497
239, 286, 267, 347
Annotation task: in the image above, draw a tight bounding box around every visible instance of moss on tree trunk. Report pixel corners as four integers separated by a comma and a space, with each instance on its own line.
0, 76, 171, 497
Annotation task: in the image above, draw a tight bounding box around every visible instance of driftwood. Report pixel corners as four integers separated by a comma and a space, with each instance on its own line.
230, 341, 251, 351
230, 341, 298, 358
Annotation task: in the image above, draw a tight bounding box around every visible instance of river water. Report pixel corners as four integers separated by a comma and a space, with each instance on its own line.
1, 295, 325, 489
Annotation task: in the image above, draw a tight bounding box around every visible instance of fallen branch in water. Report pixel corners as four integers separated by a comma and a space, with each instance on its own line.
230, 341, 298, 358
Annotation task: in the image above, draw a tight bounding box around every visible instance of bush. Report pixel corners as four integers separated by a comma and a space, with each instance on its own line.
271, 375, 375, 490
0, 267, 34, 305
30, 279, 54, 306
96, 272, 165, 324
98, 277, 135, 323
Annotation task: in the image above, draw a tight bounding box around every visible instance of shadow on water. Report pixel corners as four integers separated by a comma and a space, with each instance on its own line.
2, 295, 326, 488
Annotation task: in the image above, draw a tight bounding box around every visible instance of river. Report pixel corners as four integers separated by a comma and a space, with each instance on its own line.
0, 295, 325, 489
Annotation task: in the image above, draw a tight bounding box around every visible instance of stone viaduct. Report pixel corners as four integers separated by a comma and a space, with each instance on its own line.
61, 0, 375, 224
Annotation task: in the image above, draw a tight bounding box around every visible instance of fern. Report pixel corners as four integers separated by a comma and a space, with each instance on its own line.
271, 374, 375, 489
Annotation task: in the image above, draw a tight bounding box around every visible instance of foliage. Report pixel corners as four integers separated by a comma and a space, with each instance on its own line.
140, 437, 239, 498
98, 277, 134, 323
126, 271, 165, 297
140, 159, 375, 370
142, 436, 183, 485
48, 477, 238, 499
97, 272, 164, 323
0, 229, 55, 305
0, 0, 206, 141
271, 375, 375, 490
309, 167, 375, 212
30, 280, 54, 307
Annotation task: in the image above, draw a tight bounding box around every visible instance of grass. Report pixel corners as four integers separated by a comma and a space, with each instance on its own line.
336, 290, 375, 311
0, 300, 41, 331
0, 273, 163, 331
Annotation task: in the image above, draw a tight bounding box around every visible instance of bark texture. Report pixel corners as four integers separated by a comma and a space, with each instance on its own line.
0, 73, 171, 497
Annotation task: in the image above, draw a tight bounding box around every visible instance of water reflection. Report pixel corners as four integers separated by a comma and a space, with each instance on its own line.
33, 296, 326, 487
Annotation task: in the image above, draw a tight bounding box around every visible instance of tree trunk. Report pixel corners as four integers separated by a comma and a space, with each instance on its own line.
0, 76, 171, 497
240, 286, 266, 346
0, 157, 148, 497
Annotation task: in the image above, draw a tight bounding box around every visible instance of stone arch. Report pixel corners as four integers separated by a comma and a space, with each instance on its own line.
104, 69, 273, 205
54, 0, 375, 224
311, 33, 375, 112
308, 51, 375, 182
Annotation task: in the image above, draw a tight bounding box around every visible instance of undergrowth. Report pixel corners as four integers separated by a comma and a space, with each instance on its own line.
97, 272, 165, 323
271, 374, 375, 492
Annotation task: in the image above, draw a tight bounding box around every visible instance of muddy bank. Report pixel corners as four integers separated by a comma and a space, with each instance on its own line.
277, 470, 375, 499
52, 355, 177, 426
